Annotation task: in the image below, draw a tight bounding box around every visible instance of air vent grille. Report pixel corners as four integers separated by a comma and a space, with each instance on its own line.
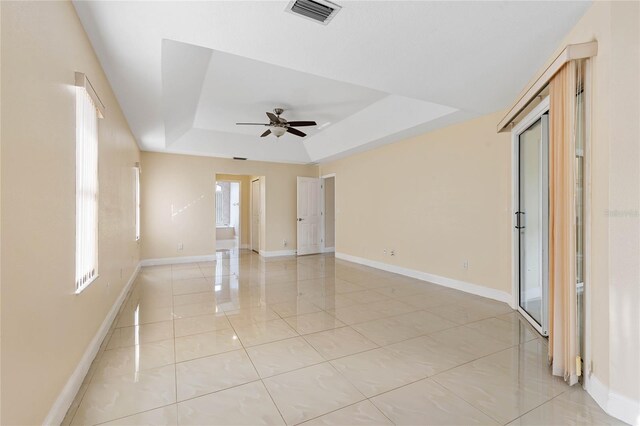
233, 157, 247, 161
286, 0, 341, 25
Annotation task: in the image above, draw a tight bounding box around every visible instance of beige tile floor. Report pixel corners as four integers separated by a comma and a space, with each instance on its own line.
64, 250, 623, 426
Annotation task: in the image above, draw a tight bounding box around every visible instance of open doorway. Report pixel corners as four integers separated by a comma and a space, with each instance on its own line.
251, 178, 261, 253
322, 175, 335, 253
215, 180, 240, 249
215, 174, 254, 252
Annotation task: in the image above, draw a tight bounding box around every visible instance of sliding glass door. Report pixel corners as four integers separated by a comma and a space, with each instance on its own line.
516, 109, 549, 336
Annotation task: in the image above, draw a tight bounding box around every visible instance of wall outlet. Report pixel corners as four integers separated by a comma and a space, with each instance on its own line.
283, 239, 288, 247
390, 250, 396, 256
177, 242, 184, 251
463, 260, 469, 270
383, 249, 387, 255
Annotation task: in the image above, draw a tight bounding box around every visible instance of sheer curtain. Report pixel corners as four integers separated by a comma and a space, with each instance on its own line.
548, 60, 583, 385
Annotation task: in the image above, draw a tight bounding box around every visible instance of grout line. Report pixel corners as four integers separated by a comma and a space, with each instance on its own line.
170, 263, 179, 411
505, 388, 576, 425
291, 399, 383, 426
67, 255, 566, 426
427, 339, 565, 424
224, 308, 289, 425
67, 275, 146, 424
92, 402, 177, 426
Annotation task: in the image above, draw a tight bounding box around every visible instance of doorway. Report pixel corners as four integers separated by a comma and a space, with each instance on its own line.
322, 175, 335, 253
296, 177, 322, 255
251, 178, 261, 253
215, 180, 241, 250
296, 175, 335, 256
513, 98, 550, 336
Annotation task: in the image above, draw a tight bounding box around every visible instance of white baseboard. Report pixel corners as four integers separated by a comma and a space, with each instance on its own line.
43, 262, 141, 426
259, 249, 297, 258
587, 374, 640, 425
322, 247, 336, 253
335, 252, 512, 305
140, 254, 216, 266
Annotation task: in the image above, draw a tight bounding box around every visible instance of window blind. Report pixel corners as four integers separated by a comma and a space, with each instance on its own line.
135, 165, 141, 241
216, 190, 225, 225
75, 87, 99, 292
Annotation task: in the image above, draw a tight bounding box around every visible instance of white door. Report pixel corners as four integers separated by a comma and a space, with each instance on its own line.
297, 177, 322, 255
251, 179, 260, 253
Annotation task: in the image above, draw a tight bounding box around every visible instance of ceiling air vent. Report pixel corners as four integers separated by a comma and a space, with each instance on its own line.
286, 0, 341, 25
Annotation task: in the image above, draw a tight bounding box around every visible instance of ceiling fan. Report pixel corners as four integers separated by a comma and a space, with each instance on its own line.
236, 108, 317, 138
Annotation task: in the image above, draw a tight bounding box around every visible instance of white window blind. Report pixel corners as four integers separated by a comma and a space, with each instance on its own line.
216, 188, 224, 225
135, 165, 141, 241
75, 86, 99, 293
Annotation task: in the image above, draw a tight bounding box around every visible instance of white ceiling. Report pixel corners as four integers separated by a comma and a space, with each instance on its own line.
73, 1, 591, 164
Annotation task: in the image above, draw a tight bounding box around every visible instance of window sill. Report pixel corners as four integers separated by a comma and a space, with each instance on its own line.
75, 274, 99, 294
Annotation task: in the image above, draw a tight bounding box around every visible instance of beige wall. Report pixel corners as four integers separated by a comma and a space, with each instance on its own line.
324, 177, 335, 248
141, 152, 318, 259
320, 111, 513, 296
216, 174, 251, 247
1, 2, 141, 425
320, 1, 640, 417
522, 1, 639, 410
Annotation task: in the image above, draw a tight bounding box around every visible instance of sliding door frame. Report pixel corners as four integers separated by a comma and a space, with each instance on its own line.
511, 96, 550, 336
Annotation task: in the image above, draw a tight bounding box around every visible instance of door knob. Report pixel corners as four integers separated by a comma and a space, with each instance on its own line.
297, 218, 303, 222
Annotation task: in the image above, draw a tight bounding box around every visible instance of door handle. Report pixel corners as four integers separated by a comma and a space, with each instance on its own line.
297, 218, 303, 222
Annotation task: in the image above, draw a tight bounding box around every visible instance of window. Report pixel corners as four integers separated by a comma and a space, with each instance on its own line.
134, 164, 141, 241
215, 184, 225, 225
75, 83, 99, 293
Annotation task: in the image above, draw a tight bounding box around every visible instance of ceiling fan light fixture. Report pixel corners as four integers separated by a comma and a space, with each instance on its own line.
271, 127, 287, 137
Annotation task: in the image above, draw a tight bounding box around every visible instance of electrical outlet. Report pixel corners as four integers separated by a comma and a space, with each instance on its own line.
390, 250, 396, 256
283, 239, 288, 247
463, 260, 469, 270
383, 249, 387, 255
177, 242, 184, 251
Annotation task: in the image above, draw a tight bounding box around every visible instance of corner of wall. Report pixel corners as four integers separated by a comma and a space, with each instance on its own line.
587, 373, 640, 426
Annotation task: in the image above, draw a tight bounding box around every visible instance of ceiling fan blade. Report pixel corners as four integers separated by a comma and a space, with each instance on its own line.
266, 112, 280, 123
260, 129, 271, 137
236, 123, 270, 126
287, 127, 306, 137
286, 121, 317, 127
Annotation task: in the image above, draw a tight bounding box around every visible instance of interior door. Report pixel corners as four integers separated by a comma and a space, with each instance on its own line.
297, 177, 322, 255
517, 113, 549, 336
251, 179, 260, 253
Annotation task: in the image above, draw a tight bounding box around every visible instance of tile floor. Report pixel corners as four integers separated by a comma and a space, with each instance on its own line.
63, 250, 623, 425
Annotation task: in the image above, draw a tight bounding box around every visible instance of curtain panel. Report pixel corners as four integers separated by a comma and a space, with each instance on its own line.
548, 60, 582, 385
